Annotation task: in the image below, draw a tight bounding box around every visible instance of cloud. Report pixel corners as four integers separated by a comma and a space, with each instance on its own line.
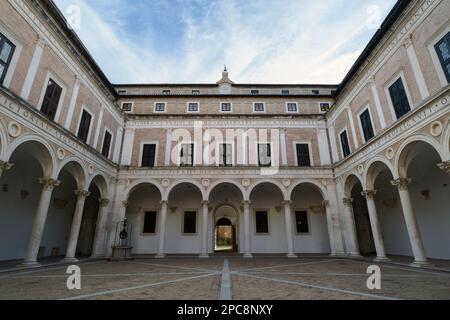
53, 0, 396, 84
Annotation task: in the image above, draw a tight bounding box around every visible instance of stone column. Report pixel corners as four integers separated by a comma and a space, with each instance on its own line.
242, 200, 252, 258
156, 200, 168, 258
19, 178, 60, 267
361, 190, 389, 262
282, 200, 297, 258
342, 197, 361, 257
90, 198, 110, 258
322, 200, 337, 256
63, 190, 91, 262
437, 161, 450, 176
391, 178, 430, 267
0, 161, 14, 178
200, 201, 209, 258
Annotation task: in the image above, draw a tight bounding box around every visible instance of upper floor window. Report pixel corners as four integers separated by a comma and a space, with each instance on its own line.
340, 130, 351, 158
192, 90, 200, 95
221, 102, 232, 112
154, 102, 166, 112
434, 31, 450, 83
219, 143, 233, 167
41, 79, 62, 120
187, 102, 199, 112
253, 102, 265, 112
143, 211, 157, 234
162, 90, 170, 95
77, 109, 92, 143
359, 109, 375, 142
180, 143, 194, 167
101, 130, 112, 158
141, 144, 156, 167
258, 143, 272, 167
286, 102, 298, 113
251, 90, 260, 95
295, 211, 309, 234
122, 102, 133, 112
117, 90, 127, 95
319, 102, 331, 112
282, 90, 290, 95
388, 78, 411, 119
255, 211, 269, 234
295, 144, 311, 167
312, 90, 320, 95
0, 32, 15, 84
183, 211, 197, 234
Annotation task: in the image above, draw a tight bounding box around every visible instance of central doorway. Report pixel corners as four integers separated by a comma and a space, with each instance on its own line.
214, 205, 238, 253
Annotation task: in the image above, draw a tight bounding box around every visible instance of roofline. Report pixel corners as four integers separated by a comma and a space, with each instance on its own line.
114, 83, 339, 88
117, 94, 335, 99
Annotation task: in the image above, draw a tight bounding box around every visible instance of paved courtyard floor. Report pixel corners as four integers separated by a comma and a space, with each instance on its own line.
0, 257, 449, 300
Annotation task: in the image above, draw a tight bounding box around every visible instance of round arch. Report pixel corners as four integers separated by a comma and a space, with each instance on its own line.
6, 134, 57, 178
88, 173, 109, 199
166, 179, 206, 201
363, 156, 395, 190
343, 173, 364, 197
206, 179, 246, 201
56, 157, 88, 190
288, 179, 327, 200
394, 134, 444, 178
443, 121, 450, 160
0, 120, 7, 160
124, 179, 164, 201
246, 179, 288, 200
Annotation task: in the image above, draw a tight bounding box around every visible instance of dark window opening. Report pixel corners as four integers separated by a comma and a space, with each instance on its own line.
312, 90, 320, 95
255, 211, 269, 234
434, 31, 450, 84
141, 144, 156, 167
41, 79, 62, 120
162, 90, 170, 95
296, 144, 311, 167
192, 90, 200, 95
388, 78, 411, 119
183, 211, 197, 234
101, 131, 112, 158
359, 109, 375, 142
221, 103, 232, 112
282, 90, 290, 95
0, 32, 15, 84
188, 102, 199, 112
287, 103, 298, 112
143, 211, 157, 234
122, 103, 133, 112
320, 103, 330, 112
258, 143, 271, 167
295, 211, 309, 233
219, 143, 233, 167
180, 143, 194, 167
155, 103, 166, 112
251, 90, 260, 95
77, 110, 92, 143
254, 103, 265, 112
340, 130, 351, 158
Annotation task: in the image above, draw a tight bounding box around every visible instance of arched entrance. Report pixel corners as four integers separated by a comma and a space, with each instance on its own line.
214, 206, 238, 253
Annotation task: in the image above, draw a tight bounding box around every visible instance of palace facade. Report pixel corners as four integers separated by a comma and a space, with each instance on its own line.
0, 0, 449, 267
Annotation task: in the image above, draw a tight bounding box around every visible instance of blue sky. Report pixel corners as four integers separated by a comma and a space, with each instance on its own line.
53, 0, 397, 84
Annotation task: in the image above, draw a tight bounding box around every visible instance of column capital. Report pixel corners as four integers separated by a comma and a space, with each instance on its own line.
0, 161, 14, 171
201, 200, 210, 206
99, 198, 109, 207
38, 178, 60, 191
242, 200, 251, 206
390, 178, 412, 191
437, 161, 450, 175
322, 200, 330, 208
361, 190, 377, 200
403, 33, 413, 49
342, 197, 354, 207
36, 34, 47, 48
122, 200, 129, 208
74, 190, 91, 200
281, 200, 292, 207
160, 200, 169, 206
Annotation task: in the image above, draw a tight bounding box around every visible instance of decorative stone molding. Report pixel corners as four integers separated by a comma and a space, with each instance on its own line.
357, 164, 364, 174
437, 161, 450, 175
281, 200, 292, 207
160, 200, 169, 206
8, 121, 21, 138
390, 178, 412, 191
161, 179, 170, 187
361, 190, 377, 200
74, 190, 91, 200
122, 201, 129, 208
430, 121, 443, 137
322, 200, 330, 208
342, 198, 354, 207
0, 161, 14, 176
201, 200, 210, 206
88, 164, 95, 175
242, 200, 251, 206
282, 179, 291, 187
201, 178, 210, 187
56, 148, 66, 160
242, 179, 251, 187
99, 198, 110, 207
403, 33, 413, 49
386, 147, 395, 160
38, 178, 60, 191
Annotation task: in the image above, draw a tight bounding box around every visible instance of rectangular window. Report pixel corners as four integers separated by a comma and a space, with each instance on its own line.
122, 102, 133, 112
77, 110, 92, 143
101, 130, 112, 158
251, 90, 259, 95
0, 32, 15, 84
180, 143, 194, 167
255, 211, 269, 234
41, 79, 62, 120
117, 90, 127, 95
340, 130, 351, 158
295, 211, 309, 233
434, 31, 450, 83
219, 143, 233, 167
155, 102, 166, 112
320, 103, 330, 112
143, 211, 157, 234
312, 90, 320, 95
221, 102, 232, 112
162, 90, 170, 95
359, 109, 375, 142
282, 90, 290, 95
286, 102, 298, 112
188, 102, 199, 112
253, 102, 265, 112
388, 78, 411, 119
258, 143, 272, 167
183, 211, 197, 234
192, 90, 200, 95
141, 144, 156, 167
296, 144, 311, 167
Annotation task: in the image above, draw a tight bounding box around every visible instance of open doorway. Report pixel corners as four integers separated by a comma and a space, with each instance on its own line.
213, 205, 238, 253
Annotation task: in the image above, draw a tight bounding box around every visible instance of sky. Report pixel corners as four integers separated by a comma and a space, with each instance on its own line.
53, 0, 397, 84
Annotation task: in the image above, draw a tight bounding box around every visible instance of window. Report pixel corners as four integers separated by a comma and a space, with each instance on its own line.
221, 102, 232, 112
434, 31, 450, 83
219, 143, 233, 167
388, 78, 411, 119
101, 130, 112, 158
251, 90, 259, 95
141, 144, 156, 167
192, 90, 200, 95
155, 102, 166, 112
143, 211, 157, 234
180, 143, 194, 167
255, 211, 269, 234
331, 90, 337, 96
253, 102, 265, 112
122, 102, 133, 112
40, 79, 62, 120
187, 102, 199, 112
162, 90, 170, 95
77, 110, 92, 143
312, 90, 320, 95
320, 102, 330, 112
286, 102, 298, 112
258, 143, 271, 167
282, 90, 290, 95
117, 90, 127, 95
296, 144, 311, 167
295, 211, 309, 233
340, 130, 351, 158
183, 211, 197, 234
0, 32, 15, 84
359, 109, 375, 142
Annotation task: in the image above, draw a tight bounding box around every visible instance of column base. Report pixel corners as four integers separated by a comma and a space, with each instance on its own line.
155, 254, 166, 259
287, 253, 298, 259
17, 261, 41, 268
347, 253, 363, 258
329, 252, 347, 257
410, 260, 433, 268
199, 254, 209, 259
374, 256, 391, 262
62, 257, 79, 263
243, 253, 253, 259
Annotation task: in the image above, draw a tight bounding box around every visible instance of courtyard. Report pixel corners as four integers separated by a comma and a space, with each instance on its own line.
0, 256, 449, 300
